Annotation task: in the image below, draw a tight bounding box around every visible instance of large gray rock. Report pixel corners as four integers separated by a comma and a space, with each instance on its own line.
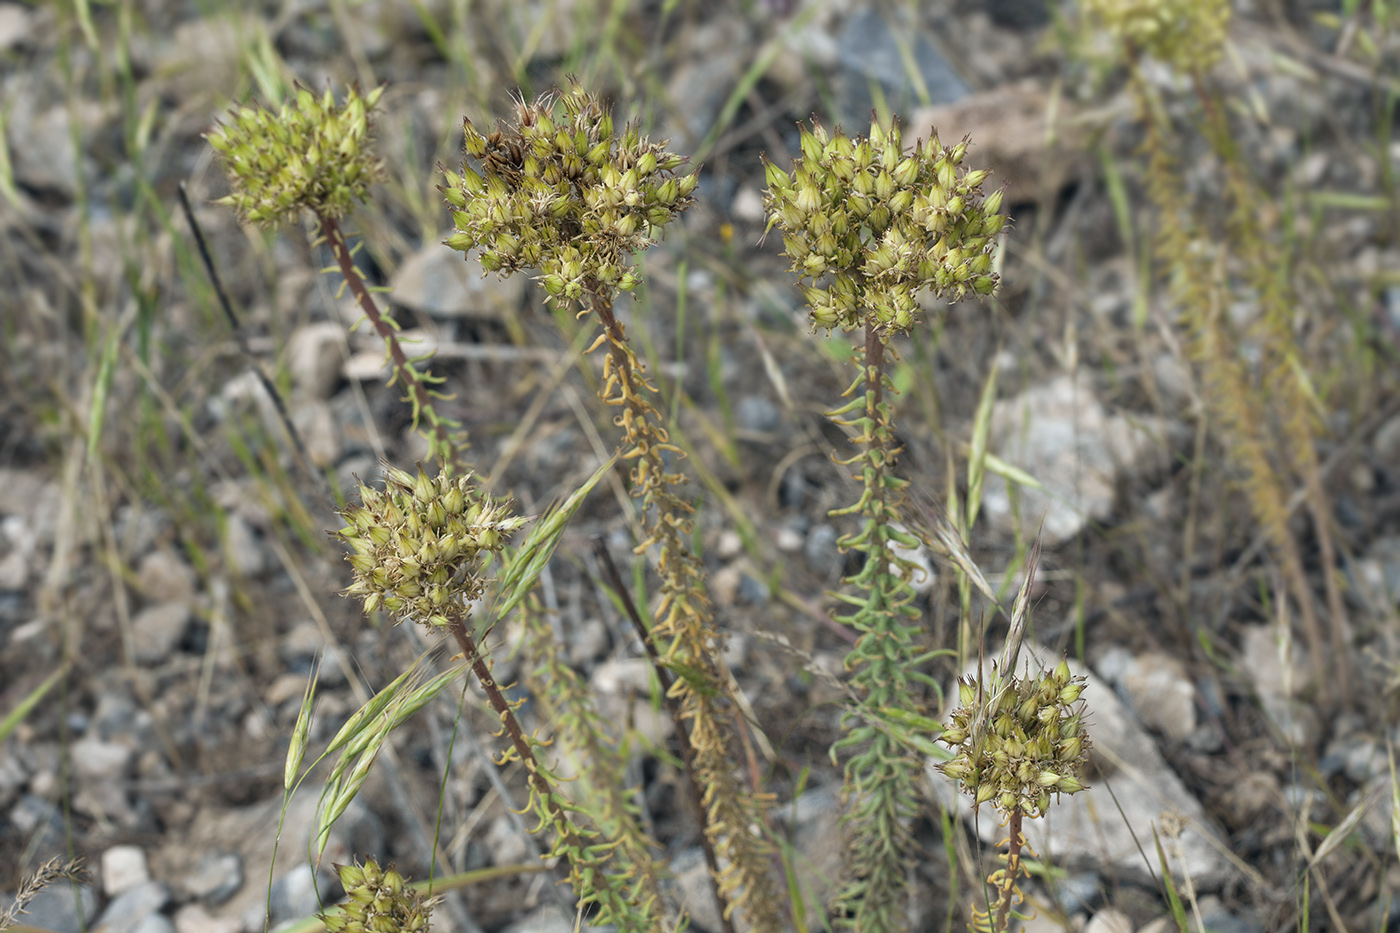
930, 650, 1231, 888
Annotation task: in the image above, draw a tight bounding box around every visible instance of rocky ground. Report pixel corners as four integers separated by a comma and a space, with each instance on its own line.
2, 1, 1400, 932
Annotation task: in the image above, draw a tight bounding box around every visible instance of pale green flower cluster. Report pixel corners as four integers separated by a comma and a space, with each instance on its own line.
1084, 0, 1231, 72
940, 659, 1091, 819
442, 81, 698, 303
336, 465, 525, 629
321, 860, 434, 933
763, 118, 1005, 335
206, 84, 386, 227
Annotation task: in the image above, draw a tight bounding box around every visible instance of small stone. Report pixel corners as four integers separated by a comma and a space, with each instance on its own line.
267, 863, 333, 927
804, 523, 842, 578
774, 524, 804, 553
734, 395, 780, 434
982, 372, 1170, 544
1239, 624, 1317, 747
101, 845, 151, 896
93, 880, 170, 933
0, 548, 26, 590
1373, 413, 1400, 465
0, 3, 33, 51
1054, 871, 1101, 913
716, 529, 744, 560
392, 243, 524, 318
286, 321, 346, 400
136, 551, 195, 605
485, 813, 529, 866
291, 399, 341, 468
131, 601, 192, 664
71, 738, 133, 780
730, 185, 766, 223
500, 906, 573, 933
180, 849, 244, 906
173, 904, 241, 933
1085, 908, 1134, 933
566, 617, 610, 667
671, 846, 723, 933
222, 513, 267, 578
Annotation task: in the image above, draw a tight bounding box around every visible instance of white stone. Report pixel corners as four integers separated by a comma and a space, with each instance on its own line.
392, 244, 523, 318
981, 372, 1169, 545
71, 738, 133, 779
286, 321, 346, 401
131, 601, 192, 664
1084, 908, 1134, 933
1096, 648, 1197, 742
1239, 624, 1317, 747
136, 550, 195, 604
173, 904, 241, 933
101, 845, 151, 896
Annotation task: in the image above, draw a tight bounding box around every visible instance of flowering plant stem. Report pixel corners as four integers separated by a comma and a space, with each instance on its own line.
319, 214, 464, 469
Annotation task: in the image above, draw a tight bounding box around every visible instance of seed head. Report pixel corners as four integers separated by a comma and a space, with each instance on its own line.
443, 80, 696, 304
206, 84, 387, 227
335, 464, 525, 630
763, 116, 1005, 336
939, 660, 1091, 819
320, 859, 436, 933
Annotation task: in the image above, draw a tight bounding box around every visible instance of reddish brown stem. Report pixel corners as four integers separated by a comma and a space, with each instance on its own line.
994, 809, 1024, 933
318, 213, 463, 469
443, 614, 562, 824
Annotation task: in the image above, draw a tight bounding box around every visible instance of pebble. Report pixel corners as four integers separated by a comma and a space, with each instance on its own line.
1084, 908, 1134, 933
1097, 647, 1197, 741
0, 3, 33, 51
266, 863, 334, 928
391, 242, 524, 318
71, 737, 134, 780
804, 523, 842, 578
1238, 624, 1318, 747
130, 601, 192, 664
135, 551, 195, 605
982, 372, 1169, 545
93, 879, 170, 933
222, 512, 268, 578
179, 849, 244, 907
1054, 871, 1101, 913
287, 320, 347, 401
173, 903, 242, 933
101, 845, 151, 896
670, 846, 723, 933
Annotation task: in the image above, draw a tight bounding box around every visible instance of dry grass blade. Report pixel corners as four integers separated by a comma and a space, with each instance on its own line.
1305, 781, 1386, 874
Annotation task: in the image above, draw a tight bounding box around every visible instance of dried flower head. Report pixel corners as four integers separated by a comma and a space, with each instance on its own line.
321, 859, 435, 933
939, 658, 1090, 819
336, 464, 525, 629
441, 79, 698, 302
206, 83, 387, 227
1083, 0, 1231, 72
763, 117, 1005, 335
